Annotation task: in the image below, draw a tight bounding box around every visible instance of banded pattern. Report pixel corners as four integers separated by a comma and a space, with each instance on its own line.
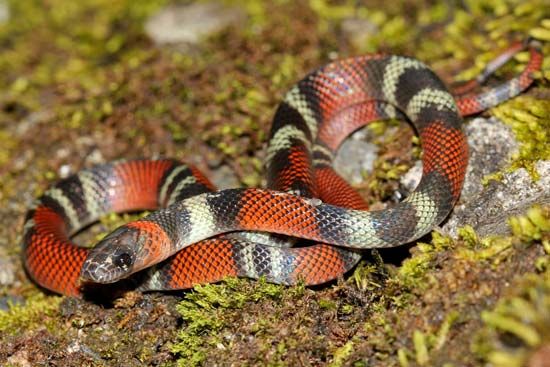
22, 41, 542, 296
23, 160, 361, 295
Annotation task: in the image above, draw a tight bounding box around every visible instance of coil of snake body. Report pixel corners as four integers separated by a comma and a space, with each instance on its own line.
22, 42, 542, 296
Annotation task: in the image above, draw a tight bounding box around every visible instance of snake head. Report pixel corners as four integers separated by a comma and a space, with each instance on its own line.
81, 218, 175, 285
80, 226, 141, 284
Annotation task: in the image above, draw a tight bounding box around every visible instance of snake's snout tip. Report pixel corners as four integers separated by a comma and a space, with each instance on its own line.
80, 262, 118, 284
80, 260, 103, 284
79, 265, 96, 283
80, 225, 140, 284
80, 250, 118, 284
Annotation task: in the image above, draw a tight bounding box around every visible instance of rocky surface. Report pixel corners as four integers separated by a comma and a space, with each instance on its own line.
398, 116, 550, 237
334, 128, 378, 185
145, 2, 246, 48
445, 160, 550, 237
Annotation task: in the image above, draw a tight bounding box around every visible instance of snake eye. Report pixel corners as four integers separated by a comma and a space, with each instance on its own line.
114, 252, 133, 269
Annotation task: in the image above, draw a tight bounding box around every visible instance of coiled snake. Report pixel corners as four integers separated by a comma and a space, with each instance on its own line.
22, 41, 542, 296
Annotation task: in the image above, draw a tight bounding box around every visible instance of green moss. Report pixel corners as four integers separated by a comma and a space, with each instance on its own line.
417, 0, 550, 81
329, 340, 355, 367
456, 206, 549, 265
509, 205, 550, 241
488, 97, 550, 181
412, 330, 429, 365
473, 271, 550, 366
396, 311, 460, 367
172, 278, 283, 366
0, 0, 167, 90
365, 121, 414, 202
0, 292, 62, 335
467, 206, 550, 365
397, 231, 454, 289
349, 261, 384, 291
0, 130, 17, 167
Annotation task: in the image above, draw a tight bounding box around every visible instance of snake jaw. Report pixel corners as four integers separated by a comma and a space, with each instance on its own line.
80, 226, 139, 284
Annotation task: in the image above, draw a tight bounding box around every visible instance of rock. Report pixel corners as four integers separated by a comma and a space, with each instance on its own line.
210, 164, 240, 189
334, 128, 378, 185
332, 116, 548, 240
0, 1, 9, 25
444, 160, 550, 237
0, 248, 15, 287
0, 295, 24, 311
341, 17, 379, 50
400, 161, 422, 193
145, 2, 246, 47
396, 116, 550, 237
440, 117, 549, 237
460, 117, 518, 200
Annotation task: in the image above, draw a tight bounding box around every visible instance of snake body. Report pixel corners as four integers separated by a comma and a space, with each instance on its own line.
22, 44, 542, 296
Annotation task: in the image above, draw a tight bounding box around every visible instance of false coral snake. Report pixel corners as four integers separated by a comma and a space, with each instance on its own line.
22, 41, 543, 296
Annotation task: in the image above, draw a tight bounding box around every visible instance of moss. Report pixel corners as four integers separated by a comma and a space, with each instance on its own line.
0, 130, 17, 167
328, 340, 355, 367
172, 278, 284, 366
467, 206, 550, 365
418, 0, 550, 79
364, 121, 415, 203
473, 271, 550, 367
396, 231, 454, 289
509, 205, 550, 241
395, 311, 460, 367
488, 97, 550, 181
0, 292, 62, 335
456, 206, 549, 265
0, 0, 168, 91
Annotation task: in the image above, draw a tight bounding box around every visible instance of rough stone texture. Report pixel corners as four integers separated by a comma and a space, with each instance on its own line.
444, 160, 550, 237
397, 117, 549, 237
0, 295, 24, 311
440, 117, 549, 237
340, 17, 379, 51
145, 2, 246, 46
0, 247, 15, 287
334, 128, 378, 185
0, 1, 9, 25
210, 164, 240, 189
400, 160, 422, 193
460, 117, 519, 200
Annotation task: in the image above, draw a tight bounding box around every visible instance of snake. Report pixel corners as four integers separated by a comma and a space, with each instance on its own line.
22, 41, 542, 297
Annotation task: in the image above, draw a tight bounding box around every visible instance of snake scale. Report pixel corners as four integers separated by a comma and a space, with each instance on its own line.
22, 42, 542, 296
